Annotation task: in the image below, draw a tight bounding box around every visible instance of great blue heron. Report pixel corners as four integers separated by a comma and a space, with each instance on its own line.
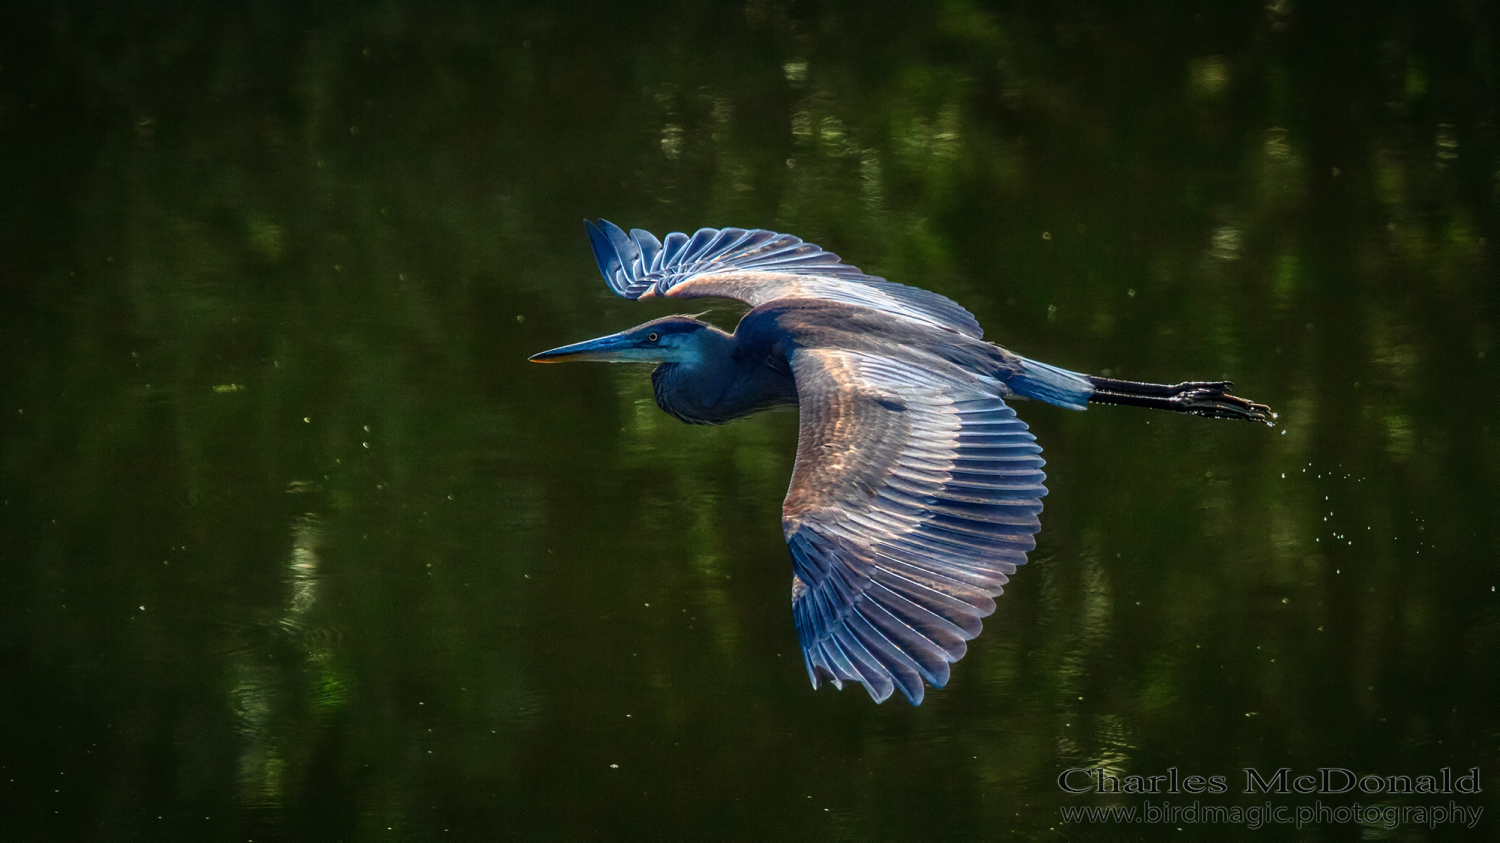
532, 220, 1273, 705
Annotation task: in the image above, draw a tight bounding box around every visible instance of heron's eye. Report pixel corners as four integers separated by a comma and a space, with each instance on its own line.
646, 332, 660, 342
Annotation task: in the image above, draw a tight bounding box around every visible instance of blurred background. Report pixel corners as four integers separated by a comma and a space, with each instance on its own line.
1, 1, 1497, 840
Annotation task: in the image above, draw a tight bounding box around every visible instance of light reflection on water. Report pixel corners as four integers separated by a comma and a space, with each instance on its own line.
222, 512, 351, 813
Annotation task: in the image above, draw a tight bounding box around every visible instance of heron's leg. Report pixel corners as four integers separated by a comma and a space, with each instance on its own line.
1085, 376, 1276, 424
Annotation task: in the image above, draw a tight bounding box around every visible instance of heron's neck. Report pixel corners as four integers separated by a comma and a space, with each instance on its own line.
672, 324, 734, 368
650, 330, 796, 425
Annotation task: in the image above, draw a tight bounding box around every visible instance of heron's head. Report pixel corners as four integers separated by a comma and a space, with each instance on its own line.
529, 315, 721, 365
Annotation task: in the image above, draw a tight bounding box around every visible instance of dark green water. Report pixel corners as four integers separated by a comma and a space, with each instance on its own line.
3, 2, 1497, 840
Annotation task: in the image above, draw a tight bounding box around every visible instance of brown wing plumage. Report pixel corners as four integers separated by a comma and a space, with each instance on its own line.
783, 348, 1047, 704
585, 220, 983, 337
663, 271, 983, 338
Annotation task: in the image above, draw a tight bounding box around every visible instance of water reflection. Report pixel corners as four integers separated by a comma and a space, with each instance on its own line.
223, 512, 349, 814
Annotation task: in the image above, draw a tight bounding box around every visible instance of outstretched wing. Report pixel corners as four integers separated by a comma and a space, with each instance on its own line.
585, 219, 983, 338
783, 348, 1046, 704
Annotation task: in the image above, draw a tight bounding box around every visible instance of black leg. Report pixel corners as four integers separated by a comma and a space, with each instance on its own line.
1086, 376, 1276, 424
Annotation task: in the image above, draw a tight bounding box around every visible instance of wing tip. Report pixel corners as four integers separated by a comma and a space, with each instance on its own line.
586, 218, 655, 299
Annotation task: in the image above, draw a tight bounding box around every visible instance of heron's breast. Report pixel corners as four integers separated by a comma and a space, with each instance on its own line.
651, 362, 797, 425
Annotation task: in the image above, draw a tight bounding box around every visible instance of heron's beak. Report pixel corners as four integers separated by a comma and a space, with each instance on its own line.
529, 331, 647, 363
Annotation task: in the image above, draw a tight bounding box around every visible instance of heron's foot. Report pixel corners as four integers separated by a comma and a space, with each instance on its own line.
1086, 376, 1277, 425
1171, 380, 1233, 392
1173, 385, 1277, 425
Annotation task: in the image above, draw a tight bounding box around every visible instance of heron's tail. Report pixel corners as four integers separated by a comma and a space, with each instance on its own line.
1005, 358, 1093, 410
1085, 376, 1276, 424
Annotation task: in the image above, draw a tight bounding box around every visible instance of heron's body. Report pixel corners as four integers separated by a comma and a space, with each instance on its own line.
533, 221, 1274, 705
651, 298, 1086, 424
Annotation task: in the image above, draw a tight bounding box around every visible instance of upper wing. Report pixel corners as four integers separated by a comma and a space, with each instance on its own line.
783, 348, 1046, 705
585, 219, 983, 338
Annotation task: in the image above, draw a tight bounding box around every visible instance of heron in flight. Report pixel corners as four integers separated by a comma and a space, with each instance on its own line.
532, 220, 1274, 705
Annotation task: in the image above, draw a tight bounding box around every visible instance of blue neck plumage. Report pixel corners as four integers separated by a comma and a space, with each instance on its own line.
649, 330, 797, 425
